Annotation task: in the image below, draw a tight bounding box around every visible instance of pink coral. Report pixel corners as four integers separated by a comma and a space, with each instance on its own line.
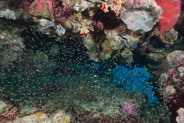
22, 0, 32, 11
126, 0, 146, 8
54, 3, 71, 22
92, 20, 104, 30
121, 102, 134, 116
176, 108, 184, 123
29, 0, 54, 19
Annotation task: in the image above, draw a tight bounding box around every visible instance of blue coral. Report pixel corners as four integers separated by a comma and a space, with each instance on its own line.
112, 65, 158, 104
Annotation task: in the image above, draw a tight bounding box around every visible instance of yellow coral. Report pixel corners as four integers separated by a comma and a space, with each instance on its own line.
32, 111, 48, 119
102, 41, 114, 55
0, 106, 3, 111
52, 111, 71, 123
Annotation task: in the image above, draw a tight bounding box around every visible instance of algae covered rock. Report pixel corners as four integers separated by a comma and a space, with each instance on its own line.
0, 28, 24, 67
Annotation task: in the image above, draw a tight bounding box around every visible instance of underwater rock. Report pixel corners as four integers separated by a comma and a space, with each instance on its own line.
176, 108, 184, 123
166, 50, 184, 68
0, 0, 9, 10
0, 97, 20, 122
175, 4, 184, 36
123, 33, 139, 49
29, 0, 54, 19
160, 51, 184, 113
19, 111, 48, 122
0, 0, 165, 63
54, 3, 71, 22
161, 28, 178, 45
164, 66, 184, 111
121, 10, 153, 32
51, 111, 70, 123
120, 48, 133, 64
0, 100, 7, 114
14, 110, 70, 123
0, 28, 24, 67
120, 0, 162, 32
19, 105, 38, 116
83, 34, 97, 52
73, 0, 91, 11
50, 44, 60, 55
55, 24, 66, 35
0, 9, 16, 20
105, 30, 126, 50
39, 18, 55, 29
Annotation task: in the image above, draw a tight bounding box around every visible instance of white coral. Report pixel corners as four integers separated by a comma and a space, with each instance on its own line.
176, 108, 184, 123
0, 9, 16, 20
120, 0, 162, 32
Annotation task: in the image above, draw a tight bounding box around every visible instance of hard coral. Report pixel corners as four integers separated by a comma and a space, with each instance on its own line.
166, 50, 184, 68
100, 0, 124, 15
92, 20, 104, 30
22, 0, 33, 11
0, 107, 20, 122
161, 51, 184, 117
54, 3, 71, 22
29, 0, 54, 19
0, 97, 20, 123
73, 0, 91, 11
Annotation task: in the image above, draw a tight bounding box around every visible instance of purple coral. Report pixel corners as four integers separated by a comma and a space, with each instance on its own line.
121, 102, 134, 116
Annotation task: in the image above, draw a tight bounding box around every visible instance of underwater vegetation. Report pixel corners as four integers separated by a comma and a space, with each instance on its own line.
0, 0, 184, 122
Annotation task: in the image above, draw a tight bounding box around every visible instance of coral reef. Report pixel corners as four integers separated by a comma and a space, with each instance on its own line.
0, 0, 164, 63
161, 51, 184, 111
121, 0, 162, 32
0, 60, 147, 122
156, 50, 184, 122
0, 0, 184, 122
0, 96, 20, 122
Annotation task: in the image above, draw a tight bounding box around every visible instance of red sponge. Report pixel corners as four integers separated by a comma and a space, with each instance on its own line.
156, 0, 181, 34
